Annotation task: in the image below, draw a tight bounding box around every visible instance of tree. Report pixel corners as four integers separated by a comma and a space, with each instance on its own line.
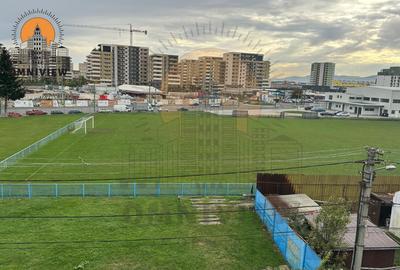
291, 89, 303, 99
308, 198, 351, 269
0, 45, 26, 115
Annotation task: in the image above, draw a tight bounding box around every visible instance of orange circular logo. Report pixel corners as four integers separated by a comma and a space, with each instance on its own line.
12, 9, 63, 46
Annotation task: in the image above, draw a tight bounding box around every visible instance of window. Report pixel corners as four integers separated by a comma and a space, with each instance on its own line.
393, 99, 400, 103
364, 108, 375, 112
392, 110, 396, 114
363, 97, 370, 101
380, 98, 390, 103
371, 98, 379, 102
356, 97, 362, 100
349, 96, 355, 100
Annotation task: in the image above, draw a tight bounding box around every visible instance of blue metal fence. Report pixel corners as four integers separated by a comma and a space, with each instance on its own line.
0, 183, 254, 199
255, 190, 321, 270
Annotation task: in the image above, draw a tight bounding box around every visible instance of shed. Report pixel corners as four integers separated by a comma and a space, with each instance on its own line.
369, 192, 394, 227
341, 214, 400, 268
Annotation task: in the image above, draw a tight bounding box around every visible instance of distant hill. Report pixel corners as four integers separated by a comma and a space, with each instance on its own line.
275, 75, 377, 83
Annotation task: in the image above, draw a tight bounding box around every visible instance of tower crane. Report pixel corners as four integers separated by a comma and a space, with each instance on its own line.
63, 24, 147, 46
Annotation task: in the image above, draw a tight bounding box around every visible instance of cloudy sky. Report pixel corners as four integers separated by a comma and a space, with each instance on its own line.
1, 0, 400, 78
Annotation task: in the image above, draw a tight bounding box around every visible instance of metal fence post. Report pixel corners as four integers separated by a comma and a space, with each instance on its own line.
272, 208, 277, 236
204, 183, 207, 196
302, 244, 308, 270
0, 184, 3, 199
108, 183, 111, 197
133, 183, 136, 197
181, 183, 184, 196
28, 183, 32, 199
157, 183, 161, 196
82, 184, 85, 198
55, 184, 58, 198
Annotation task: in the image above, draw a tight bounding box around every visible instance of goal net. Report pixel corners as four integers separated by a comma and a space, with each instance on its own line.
72, 116, 95, 134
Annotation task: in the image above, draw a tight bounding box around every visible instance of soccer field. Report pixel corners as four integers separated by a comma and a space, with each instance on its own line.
0, 197, 284, 270
1, 112, 400, 182
0, 115, 81, 160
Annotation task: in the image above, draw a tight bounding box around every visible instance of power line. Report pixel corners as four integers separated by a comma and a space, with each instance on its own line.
0, 159, 362, 182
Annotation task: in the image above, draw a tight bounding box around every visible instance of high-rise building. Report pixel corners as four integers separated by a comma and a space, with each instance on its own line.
10, 25, 72, 82
178, 59, 200, 91
310, 62, 335, 87
86, 45, 113, 85
197, 56, 226, 91
376, 67, 400, 87
78, 63, 88, 79
86, 44, 149, 86
223, 52, 270, 89
150, 54, 180, 92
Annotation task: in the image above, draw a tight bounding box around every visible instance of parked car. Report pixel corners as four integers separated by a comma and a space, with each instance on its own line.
113, 104, 131, 112
68, 110, 82, 114
311, 108, 325, 113
335, 111, 350, 117
320, 111, 336, 116
178, 107, 189, 112
158, 107, 169, 112
51, 110, 64, 115
304, 106, 313, 110
98, 108, 112, 113
26, 109, 47, 116
381, 112, 389, 117
7, 112, 22, 118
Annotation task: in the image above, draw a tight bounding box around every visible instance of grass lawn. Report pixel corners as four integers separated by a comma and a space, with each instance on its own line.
0, 115, 81, 160
1, 112, 400, 182
0, 197, 284, 269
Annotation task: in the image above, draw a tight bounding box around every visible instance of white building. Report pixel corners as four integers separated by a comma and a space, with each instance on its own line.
376, 67, 400, 88
324, 86, 400, 117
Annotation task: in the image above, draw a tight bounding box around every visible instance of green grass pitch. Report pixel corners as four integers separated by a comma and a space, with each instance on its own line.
1, 112, 400, 182
0, 197, 284, 269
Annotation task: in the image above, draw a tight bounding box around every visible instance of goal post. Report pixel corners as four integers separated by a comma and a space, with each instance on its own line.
72, 116, 95, 134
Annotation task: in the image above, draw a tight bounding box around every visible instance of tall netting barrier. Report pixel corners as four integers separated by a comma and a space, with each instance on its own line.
0, 183, 255, 198
255, 190, 321, 270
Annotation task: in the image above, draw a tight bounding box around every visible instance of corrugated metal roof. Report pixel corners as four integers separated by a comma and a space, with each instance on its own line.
268, 194, 321, 214
341, 214, 400, 250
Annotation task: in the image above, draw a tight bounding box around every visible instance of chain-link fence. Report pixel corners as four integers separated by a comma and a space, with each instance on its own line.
255, 189, 321, 270
0, 182, 255, 198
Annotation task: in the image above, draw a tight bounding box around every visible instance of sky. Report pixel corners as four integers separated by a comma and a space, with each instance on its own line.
1, 0, 400, 78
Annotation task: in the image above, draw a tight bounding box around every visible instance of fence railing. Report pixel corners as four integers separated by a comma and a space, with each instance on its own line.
255, 189, 321, 270
0, 183, 255, 199
0, 116, 87, 171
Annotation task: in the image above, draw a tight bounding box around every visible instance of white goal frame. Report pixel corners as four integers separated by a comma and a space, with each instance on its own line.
72, 116, 95, 134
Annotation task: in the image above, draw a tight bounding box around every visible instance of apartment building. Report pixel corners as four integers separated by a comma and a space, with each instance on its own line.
86, 45, 113, 85
179, 59, 200, 91
223, 52, 270, 89
376, 67, 400, 87
197, 56, 226, 91
86, 44, 149, 86
150, 54, 180, 92
310, 62, 335, 87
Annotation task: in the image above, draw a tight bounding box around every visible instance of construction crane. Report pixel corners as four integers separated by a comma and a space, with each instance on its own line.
63, 24, 147, 46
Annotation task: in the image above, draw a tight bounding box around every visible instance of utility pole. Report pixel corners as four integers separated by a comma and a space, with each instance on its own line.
351, 147, 382, 270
